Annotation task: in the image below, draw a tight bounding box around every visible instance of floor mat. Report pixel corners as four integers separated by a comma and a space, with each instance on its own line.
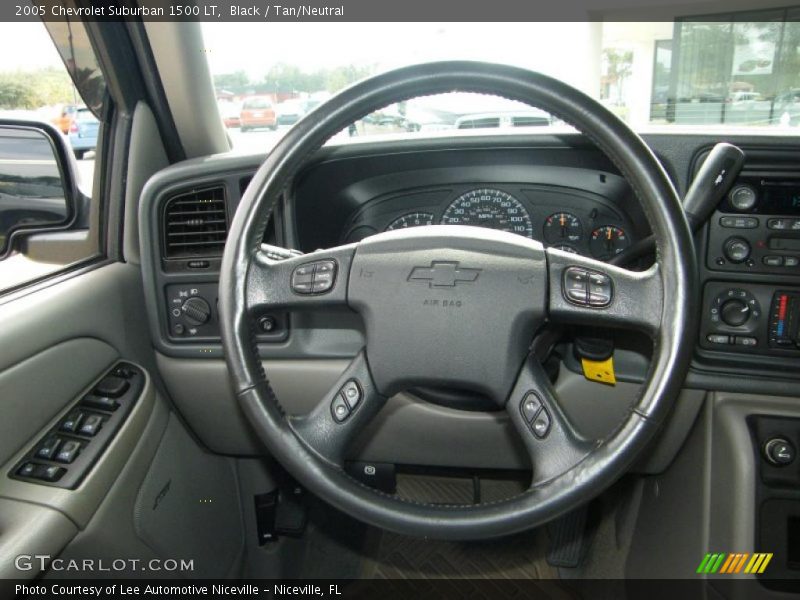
360, 475, 560, 582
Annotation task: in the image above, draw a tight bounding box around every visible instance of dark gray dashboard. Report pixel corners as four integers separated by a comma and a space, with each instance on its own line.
138, 132, 800, 396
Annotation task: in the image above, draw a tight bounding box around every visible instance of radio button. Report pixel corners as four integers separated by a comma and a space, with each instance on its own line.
720, 216, 758, 229
767, 218, 791, 230
763, 255, 785, 267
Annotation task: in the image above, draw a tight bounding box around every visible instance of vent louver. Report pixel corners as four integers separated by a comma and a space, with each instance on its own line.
163, 186, 228, 258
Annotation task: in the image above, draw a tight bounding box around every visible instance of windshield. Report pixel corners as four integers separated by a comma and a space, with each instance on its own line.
202, 16, 800, 148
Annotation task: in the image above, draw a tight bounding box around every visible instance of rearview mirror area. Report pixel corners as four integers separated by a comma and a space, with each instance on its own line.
0, 121, 75, 258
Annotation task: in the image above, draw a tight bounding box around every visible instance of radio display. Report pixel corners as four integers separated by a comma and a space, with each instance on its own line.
723, 178, 800, 215
762, 185, 800, 215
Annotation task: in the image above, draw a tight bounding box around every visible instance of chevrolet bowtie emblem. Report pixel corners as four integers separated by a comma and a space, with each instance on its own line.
407, 261, 481, 288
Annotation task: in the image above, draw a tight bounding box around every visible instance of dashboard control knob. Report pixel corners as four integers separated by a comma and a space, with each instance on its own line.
728, 184, 758, 212
720, 299, 750, 327
723, 237, 751, 263
180, 296, 211, 326
764, 438, 796, 466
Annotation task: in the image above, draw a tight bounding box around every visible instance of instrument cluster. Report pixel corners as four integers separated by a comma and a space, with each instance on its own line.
343, 186, 633, 261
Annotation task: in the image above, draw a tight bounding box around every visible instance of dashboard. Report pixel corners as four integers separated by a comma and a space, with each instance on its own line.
137, 132, 800, 398
340, 184, 634, 260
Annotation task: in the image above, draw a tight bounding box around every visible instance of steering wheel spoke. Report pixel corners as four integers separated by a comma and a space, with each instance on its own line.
289, 350, 387, 466
506, 358, 595, 485
546, 247, 662, 336
246, 243, 356, 314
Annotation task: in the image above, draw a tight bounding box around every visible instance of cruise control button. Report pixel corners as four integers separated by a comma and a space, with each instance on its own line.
563, 268, 589, 305
341, 380, 362, 409
331, 394, 351, 423
35, 436, 61, 460
531, 408, 551, 439
311, 261, 337, 294
291, 264, 315, 294
588, 272, 613, 307
316, 260, 336, 274
55, 440, 81, 464
520, 392, 542, 422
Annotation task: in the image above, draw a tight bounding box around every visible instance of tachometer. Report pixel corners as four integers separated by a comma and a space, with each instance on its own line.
589, 225, 630, 259
440, 189, 533, 238
385, 212, 435, 231
543, 212, 582, 243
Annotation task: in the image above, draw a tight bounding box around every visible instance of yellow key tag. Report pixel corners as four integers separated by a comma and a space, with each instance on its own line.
581, 356, 616, 385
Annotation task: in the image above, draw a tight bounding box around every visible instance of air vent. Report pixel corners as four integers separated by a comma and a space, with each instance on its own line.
163, 186, 228, 258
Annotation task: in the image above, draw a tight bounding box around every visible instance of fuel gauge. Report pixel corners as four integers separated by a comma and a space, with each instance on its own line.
544, 212, 582, 243
590, 225, 630, 260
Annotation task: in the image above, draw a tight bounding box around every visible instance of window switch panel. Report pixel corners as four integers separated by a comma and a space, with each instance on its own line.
9, 362, 144, 489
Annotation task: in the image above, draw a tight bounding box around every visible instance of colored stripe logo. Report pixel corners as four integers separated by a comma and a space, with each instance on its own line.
697, 552, 773, 574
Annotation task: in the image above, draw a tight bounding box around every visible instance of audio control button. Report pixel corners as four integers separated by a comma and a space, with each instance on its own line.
763, 255, 784, 267
720, 216, 758, 229
723, 237, 751, 263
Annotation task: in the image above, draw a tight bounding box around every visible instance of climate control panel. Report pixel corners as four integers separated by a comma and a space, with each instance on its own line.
701, 282, 800, 355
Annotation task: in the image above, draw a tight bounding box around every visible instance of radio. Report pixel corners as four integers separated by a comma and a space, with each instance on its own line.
707, 176, 800, 275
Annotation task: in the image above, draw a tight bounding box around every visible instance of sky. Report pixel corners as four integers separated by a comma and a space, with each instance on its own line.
0, 22, 64, 70
0, 21, 613, 96
200, 22, 605, 93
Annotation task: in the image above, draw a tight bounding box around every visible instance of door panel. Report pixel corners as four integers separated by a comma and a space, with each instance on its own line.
0, 338, 117, 466
0, 262, 244, 579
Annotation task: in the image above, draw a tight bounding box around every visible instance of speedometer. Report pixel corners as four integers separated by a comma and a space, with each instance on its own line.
440, 189, 533, 238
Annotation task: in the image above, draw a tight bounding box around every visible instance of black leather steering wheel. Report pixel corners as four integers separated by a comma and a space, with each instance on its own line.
219, 61, 697, 540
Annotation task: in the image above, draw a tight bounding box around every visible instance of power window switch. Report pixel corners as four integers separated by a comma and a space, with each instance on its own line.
35, 436, 61, 460
60, 410, 84, 433
81, 395, 119, 412
37, 465, 66, 482
16, 462, 38, 478
55, 440, 81, 464
78, 414, 103, 437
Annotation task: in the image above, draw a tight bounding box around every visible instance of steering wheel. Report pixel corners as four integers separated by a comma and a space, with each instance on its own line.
219, 61, 697, 540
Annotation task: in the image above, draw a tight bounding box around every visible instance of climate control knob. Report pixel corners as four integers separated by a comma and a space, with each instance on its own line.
720, 299, 750, 327
181, 296, 211, 326
723, 236, 751, 263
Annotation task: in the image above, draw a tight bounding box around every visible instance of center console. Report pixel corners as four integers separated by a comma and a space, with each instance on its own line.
701, 165, 800, 358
